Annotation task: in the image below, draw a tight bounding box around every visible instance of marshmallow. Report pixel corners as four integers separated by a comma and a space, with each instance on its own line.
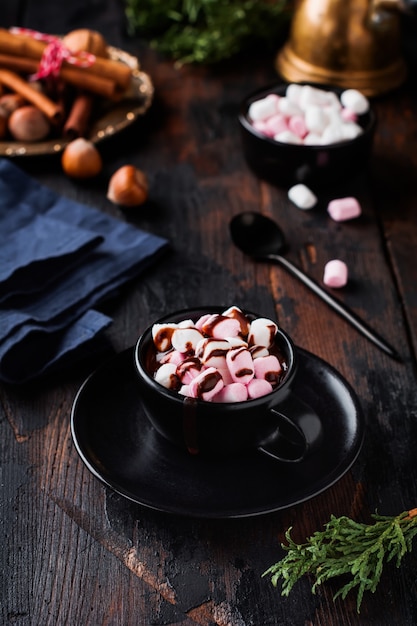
248, 318, 278, 348
323, 259, 348, 288
152, 323, 178, 352
160, 349, 186, 365
226, 347, 255, 384
278, 97, 303, 117
288, 183, 317, 209
171, 327, 204, 353
288, 114, 308, 139
213, 382, 248, 403
249, 345, 269, 359
327, 197, 362, 221
304, 105, 328, 134
188, 367, 224, 401
176, 357, 203, 384
248, 94, 279, 121
196, 337, 230, 362
247, 378, 273, 399
201, 314, 241, 339
222, 305, 250, 335
274, 130, 302, 145
340, 89, 369, 115
154, 363, 180, 390
320, 122, 345, 144
253, 355, 282, 386
264, 114, 288, 137
285, 82, 303, 105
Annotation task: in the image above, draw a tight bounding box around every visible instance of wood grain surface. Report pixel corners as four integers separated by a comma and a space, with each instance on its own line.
1, 2, 417, 625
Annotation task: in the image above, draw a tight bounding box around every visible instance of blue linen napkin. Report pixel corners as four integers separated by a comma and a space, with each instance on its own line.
0, 159, 169, 384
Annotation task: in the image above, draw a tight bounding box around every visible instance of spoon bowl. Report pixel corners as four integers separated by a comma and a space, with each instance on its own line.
230, 211, 400, 361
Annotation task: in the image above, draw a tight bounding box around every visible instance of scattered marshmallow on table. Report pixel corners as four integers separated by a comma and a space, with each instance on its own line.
246, 83, 369, 146
327, 196, 362, 221
288, 183, 317, 209
323, 259, 349, 288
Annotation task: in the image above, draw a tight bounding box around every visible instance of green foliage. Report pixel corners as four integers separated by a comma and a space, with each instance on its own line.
125, 0, 293, 64
263, 509, 417, 612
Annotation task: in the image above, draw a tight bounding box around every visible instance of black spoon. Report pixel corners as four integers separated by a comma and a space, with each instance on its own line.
230, 211, 401, 362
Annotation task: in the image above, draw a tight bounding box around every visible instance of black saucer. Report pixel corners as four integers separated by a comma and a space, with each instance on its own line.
71, 347, 365, 519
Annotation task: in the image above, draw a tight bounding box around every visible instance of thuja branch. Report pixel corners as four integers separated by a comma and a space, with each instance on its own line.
263, 508, 417, 612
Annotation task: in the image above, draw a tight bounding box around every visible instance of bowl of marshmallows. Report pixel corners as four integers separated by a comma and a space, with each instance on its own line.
238, 82, 376, 189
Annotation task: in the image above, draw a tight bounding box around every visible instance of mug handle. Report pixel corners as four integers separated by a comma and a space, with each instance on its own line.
257, 393, 323, 463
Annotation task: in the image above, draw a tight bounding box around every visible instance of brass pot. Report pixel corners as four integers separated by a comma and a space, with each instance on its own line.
276, 0, 411, 96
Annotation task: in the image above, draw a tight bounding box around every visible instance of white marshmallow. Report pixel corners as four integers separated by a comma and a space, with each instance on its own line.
278, 97, 303, 117
285, 83, 303, 105
305, 105, 328, 134
340, 89, 369, 115
247, 317, 278, 348
171, 327, 204, 353
152, 323, 178, 352
288, 183, 317, 209
274, 130, 302, 144
154, 362, 179, 389
248, 95, 279, 121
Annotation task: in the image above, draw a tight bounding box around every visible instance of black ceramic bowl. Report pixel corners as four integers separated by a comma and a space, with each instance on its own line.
134, 306, 308, 460
238, 82, 376, 189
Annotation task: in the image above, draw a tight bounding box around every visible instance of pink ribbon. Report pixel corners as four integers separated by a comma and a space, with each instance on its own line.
10, 27, 96, 81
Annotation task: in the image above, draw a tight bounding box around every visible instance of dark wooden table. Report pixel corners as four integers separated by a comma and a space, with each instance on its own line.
2, 2, 417, 625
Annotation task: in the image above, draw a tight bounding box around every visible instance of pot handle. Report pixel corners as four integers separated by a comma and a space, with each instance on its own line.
257, 394, 323, 463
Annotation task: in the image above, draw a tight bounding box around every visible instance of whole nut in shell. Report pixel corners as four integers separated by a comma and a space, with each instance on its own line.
61, 138, 103, 179
107, 165, 149, 207
8, 106, 51, 142
62, 29, 108, 57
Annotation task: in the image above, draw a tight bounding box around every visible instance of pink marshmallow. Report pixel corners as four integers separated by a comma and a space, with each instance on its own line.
222, 306, 250, 335
213, 382, 248, 403
327, 197, 361, 222
323, 259, 348, 288
201, 314, 241, 339
288, 114, 308, 138
160, 349, 186, 365
194, 314, 212, 330
341, 108, 358, 122
226, 347, 254, 384
253, 355, 282, 386
176, 357, 203, 384
247, 378, 273, 399
252, 120, 274, 137
188, 367, 224, 401
264, 114, 288, 136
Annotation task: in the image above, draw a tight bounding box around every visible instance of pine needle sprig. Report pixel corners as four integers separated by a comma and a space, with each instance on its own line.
263, 508, 417, 613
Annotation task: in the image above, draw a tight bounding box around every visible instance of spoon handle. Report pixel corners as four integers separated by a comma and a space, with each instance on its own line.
268, 253, 402, 361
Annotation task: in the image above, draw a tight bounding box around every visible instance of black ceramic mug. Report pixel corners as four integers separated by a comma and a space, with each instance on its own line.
134, 307, 312, 461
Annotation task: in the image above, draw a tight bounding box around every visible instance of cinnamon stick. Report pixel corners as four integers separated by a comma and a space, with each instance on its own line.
0, 53, 120, 100
63, 92, 94, 139
0, 69, 63, 123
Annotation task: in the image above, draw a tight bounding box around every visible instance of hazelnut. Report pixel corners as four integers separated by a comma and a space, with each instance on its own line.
0, 93, 25, 118
62, 29, 108, 57
8, 105, 51, 142
61, 138, 103, 179
107, 165, 149, 207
